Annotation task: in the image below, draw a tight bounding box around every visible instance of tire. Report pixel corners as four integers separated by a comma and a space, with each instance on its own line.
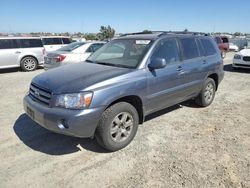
195, 78, 216, 107
20, 56, 38, 71
95, 102, 139, 151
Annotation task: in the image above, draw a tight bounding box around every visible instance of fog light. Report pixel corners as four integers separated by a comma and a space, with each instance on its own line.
57, 119, 69, 129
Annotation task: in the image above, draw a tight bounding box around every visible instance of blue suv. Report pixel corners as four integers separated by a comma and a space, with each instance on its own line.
23, 32, 224, 151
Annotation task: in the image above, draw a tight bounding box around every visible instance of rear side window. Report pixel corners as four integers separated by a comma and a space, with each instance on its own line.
200, 38, 217, 56
62, 38, 71, 44
42, 38, 63, 45
86, 43, 104, 53
0, 39, 19, 49
151, 39, 180, 64
179, 38, 199, 60
19, 39, 43, 48
214, 37, 222, 44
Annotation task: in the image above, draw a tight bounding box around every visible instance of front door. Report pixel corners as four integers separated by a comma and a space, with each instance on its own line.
146, 38, 184, 114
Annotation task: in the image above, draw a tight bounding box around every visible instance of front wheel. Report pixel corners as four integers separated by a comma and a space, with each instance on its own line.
95, 102, 139, 151
20, 56, 38, 71
195, 78, 216, 107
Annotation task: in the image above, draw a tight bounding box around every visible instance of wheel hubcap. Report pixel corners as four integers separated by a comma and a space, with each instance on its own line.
24, 58, 36, 70
204, 83, 214, 103
110, 112, 134, 142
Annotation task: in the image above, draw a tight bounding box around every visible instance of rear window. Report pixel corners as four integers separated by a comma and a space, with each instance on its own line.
200, 38, 217, 56
19, 39, 43, 48
179, 38, 199, 60
0, 39, 19, 49
62, 38, 71, 44
42, 38, 63, 45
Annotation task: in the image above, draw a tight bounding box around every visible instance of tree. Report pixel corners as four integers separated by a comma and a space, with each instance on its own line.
142, 30, 152, 34
98, 25, 115, 40
84, 33, 97, 41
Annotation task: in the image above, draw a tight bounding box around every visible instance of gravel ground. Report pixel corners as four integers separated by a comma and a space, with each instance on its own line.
0, 52, 249, 188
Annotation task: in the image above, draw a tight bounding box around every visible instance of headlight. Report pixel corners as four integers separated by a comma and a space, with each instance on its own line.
234, 54, 242, 59
55, 92, 93, 109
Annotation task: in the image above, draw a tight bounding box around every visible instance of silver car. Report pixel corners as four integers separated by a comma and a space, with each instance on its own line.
44, 41, 105, 70
0, 37, 45, 71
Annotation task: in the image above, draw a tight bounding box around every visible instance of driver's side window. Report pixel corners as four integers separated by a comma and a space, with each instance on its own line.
151, 39, 180, 64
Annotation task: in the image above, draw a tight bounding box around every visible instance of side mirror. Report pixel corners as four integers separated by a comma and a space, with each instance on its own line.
148, 58, 167, 69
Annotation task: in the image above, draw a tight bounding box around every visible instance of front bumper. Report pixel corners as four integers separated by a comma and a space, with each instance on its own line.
233, 59, 250, 69
23, 95, 104, 138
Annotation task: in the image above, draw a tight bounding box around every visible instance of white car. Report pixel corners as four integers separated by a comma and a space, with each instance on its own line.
229, 43, 239, 52
233, 49, 250, 69
41, 36, 72, 52
44, 41, 105, 70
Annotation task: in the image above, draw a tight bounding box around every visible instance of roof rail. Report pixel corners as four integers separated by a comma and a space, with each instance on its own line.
121, 31, 210, 37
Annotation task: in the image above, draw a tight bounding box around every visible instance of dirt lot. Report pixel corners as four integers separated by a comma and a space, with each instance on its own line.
0, 52, 249, 188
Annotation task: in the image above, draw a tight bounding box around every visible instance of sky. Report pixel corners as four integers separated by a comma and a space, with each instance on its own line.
0, 0, 249, 34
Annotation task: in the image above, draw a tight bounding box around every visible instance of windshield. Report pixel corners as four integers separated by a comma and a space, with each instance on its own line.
57, 42, 85, 52
87, 39, 152, 68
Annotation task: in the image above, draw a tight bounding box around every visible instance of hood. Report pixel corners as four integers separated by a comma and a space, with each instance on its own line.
32, 62, 131, 94
239, 49, 250, 56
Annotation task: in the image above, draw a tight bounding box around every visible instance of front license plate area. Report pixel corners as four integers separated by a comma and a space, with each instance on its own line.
27, 106, 35, 120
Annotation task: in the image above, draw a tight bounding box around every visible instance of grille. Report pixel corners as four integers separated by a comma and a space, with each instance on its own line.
243, 56, 250, 62
234, 64, 250, 67
29, 83, 52, 106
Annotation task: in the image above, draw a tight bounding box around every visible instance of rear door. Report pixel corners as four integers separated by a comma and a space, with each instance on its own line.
146, 38, 184, 113
0, 39, 20, 67
177, 37, 205, 98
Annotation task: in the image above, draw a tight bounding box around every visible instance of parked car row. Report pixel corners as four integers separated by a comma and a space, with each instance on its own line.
0, 36, 72, 71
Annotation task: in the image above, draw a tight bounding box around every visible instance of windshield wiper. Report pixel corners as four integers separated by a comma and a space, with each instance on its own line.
85, 59, 94, 63
95, 61, 130, 68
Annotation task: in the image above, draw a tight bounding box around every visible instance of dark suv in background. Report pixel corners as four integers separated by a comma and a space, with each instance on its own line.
23, 32, 224, 151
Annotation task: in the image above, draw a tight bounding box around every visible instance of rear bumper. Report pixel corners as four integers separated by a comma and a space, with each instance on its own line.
23, 95, 104, 138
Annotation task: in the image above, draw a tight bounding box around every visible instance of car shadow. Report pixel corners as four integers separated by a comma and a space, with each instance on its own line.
13, 114, 107, 155
14, 101, 201, 155
224, 64, 250, 73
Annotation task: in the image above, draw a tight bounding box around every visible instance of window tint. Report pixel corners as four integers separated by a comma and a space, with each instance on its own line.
0, 39, 19, 49
179, 38, 199, 60
42, 38, 62, 45
19, 39, 43, 48
86, 43, 104, 53
200, 38, 217, 56
151, 39, 179, 64
62, 38, 71, 44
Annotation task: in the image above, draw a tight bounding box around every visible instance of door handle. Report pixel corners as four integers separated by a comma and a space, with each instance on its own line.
15, 51, 21, 54
203, 60, 207, 64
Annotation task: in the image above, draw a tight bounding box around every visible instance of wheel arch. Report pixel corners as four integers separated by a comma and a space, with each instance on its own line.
207, 73, 218, 90
105, 95, 144, 124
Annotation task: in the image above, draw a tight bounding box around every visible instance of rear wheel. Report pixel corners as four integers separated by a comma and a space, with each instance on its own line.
95, 102, 139, 151
195, 78, 216, 107
20, 56, 38, 71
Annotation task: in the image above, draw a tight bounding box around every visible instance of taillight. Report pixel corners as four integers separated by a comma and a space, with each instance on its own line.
56, 55, 66, 62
